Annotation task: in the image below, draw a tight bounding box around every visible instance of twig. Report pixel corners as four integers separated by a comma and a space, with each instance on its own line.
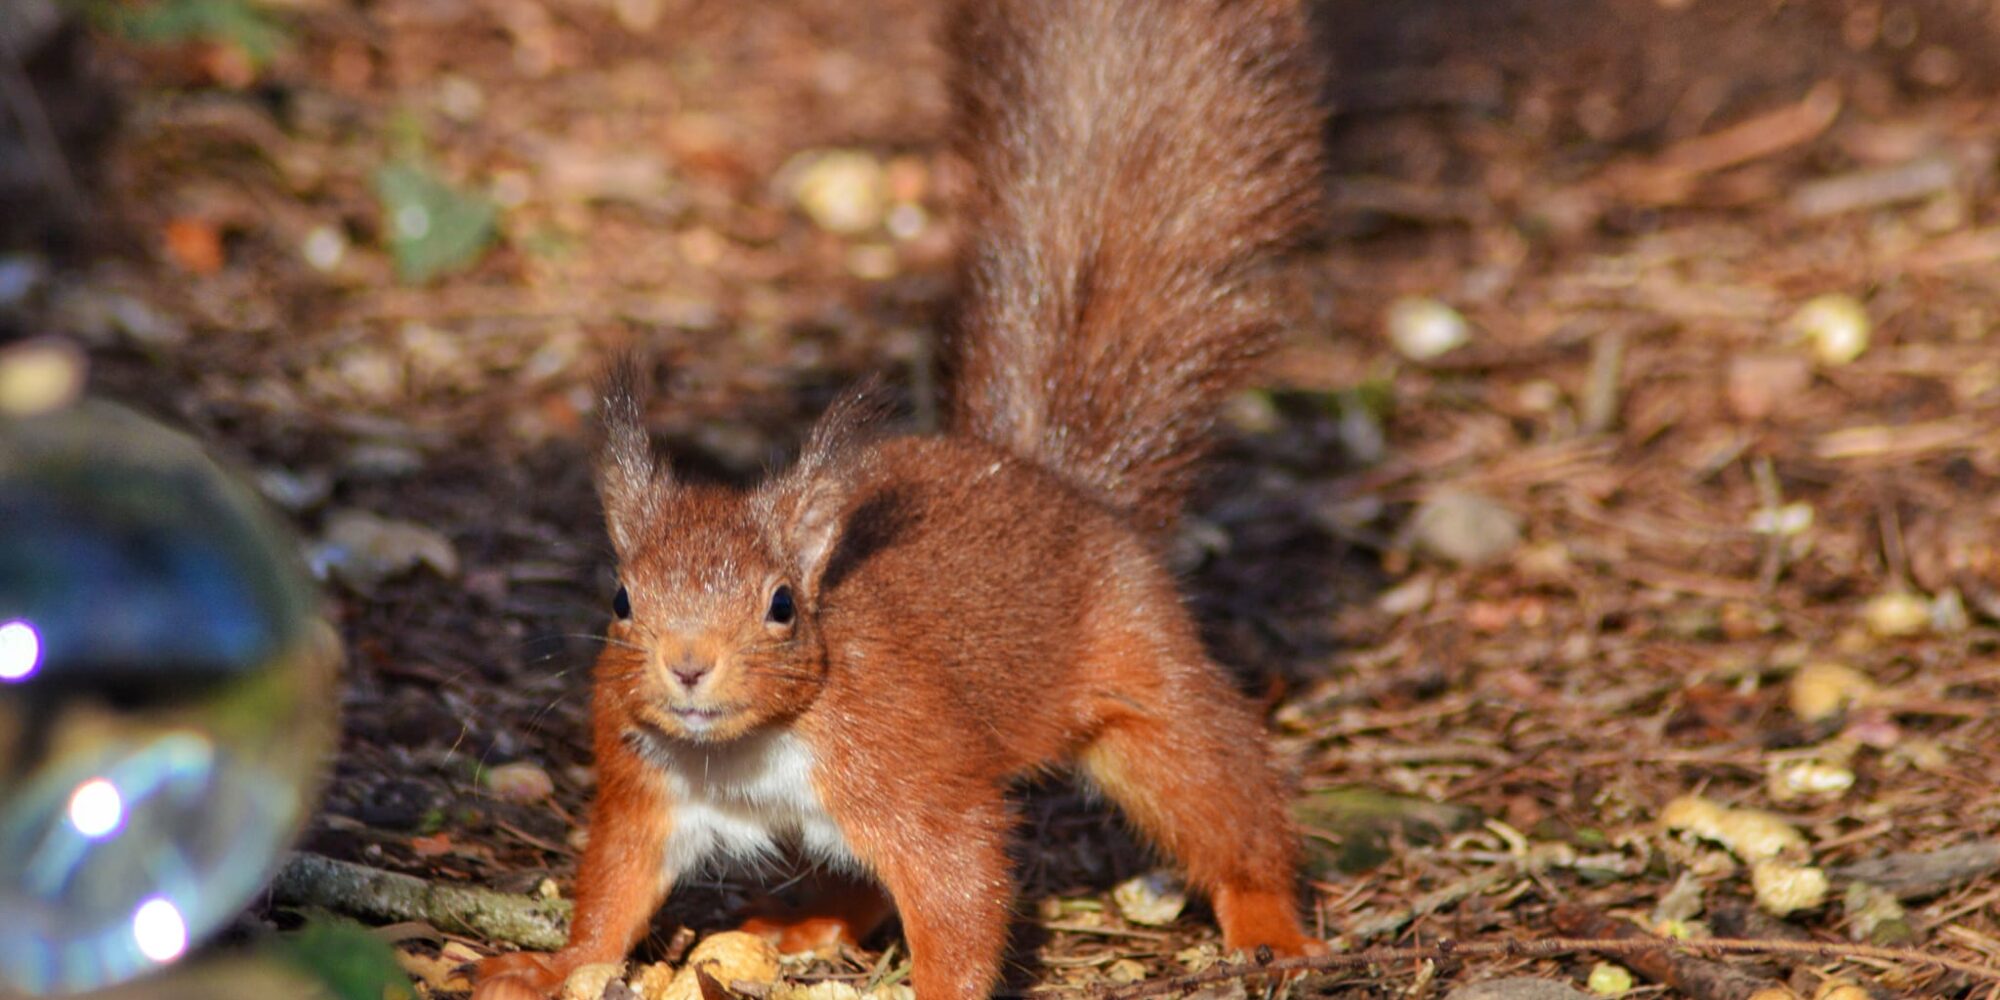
1095, 935, 2000, 999
1553, 902, 1779, 1000
1791, 154, 1958, 218
268, 852, 571, 951
1579, 326, 1626, 436
1599, 82, 1842, 204
1833, 843, 2000, 902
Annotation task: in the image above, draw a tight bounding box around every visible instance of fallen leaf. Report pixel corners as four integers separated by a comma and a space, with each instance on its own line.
1749, 859, 1828, 915
409, 833, 454, 857
375, 161, 498, 284
1660, 795, 1808, 863
1787, 662, 1877, 724
1295, 786, 1484, 875
163, 216, 226, 274
562, 963, 625, 1000
395, 946, 472, 993
1112, 871, 1187, 927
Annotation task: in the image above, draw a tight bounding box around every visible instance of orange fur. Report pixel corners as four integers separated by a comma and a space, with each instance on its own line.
473, 0, 1326, 996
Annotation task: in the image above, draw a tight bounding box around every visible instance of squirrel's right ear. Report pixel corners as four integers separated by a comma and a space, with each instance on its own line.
593, 356, 671, 557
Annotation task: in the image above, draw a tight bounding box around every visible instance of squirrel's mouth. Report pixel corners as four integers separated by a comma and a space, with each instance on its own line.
665, 705, 742, 737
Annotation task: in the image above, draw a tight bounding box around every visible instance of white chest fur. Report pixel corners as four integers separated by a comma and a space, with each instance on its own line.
630, 727, 855, 876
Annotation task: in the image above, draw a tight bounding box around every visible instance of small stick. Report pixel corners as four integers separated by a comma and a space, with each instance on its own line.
267, 852, 572, 951
1552, 903, 1775, 1000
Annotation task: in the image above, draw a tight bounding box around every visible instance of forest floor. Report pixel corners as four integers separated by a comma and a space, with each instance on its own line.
9, 0, 2000, 997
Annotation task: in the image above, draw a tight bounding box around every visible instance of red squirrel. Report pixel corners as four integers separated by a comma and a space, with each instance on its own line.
474, 0, 1325, 995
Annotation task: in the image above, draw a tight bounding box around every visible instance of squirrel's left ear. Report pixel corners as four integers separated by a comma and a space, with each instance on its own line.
593, 356, 672, 559
762, 376, 893, 592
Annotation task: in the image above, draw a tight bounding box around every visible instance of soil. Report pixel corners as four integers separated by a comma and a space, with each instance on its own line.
6, 0, 1999, 996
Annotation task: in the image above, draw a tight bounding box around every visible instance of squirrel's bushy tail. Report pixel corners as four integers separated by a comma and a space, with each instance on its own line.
941, 0, 1324, 532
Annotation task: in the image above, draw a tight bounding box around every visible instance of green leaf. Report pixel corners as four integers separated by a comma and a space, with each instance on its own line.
1293, 785, 1485, 876
267, 919, 413, 1000
373, 162, 498, 285
94, 0, 288, 64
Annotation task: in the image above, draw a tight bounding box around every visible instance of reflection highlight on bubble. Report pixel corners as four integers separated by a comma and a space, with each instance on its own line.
131, 897, 187, 964
66, 779, 124, 840
0, 620, 38, 681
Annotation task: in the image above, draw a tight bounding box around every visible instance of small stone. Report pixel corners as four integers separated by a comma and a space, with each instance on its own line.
1790, 293, 1870, 366
1410, 489, 1523, 567
1112, 870, 1187, 927
1385, 296, 1470, 361
485, 761, 556, 803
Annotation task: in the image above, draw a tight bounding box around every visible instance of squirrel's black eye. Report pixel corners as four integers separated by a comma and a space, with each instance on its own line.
766, 585, 795, 626
613, 586, 631, 620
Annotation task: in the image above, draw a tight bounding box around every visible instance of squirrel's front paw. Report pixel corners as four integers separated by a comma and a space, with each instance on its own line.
471, 952, 564, 1000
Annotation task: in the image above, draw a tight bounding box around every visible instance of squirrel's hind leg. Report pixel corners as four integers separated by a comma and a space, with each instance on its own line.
1076, 665, 1322, 957
737, 871, 895, 954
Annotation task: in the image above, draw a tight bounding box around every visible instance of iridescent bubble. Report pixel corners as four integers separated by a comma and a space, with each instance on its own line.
0, 400, 340, 996
66, 779, 122, 839
131, 898, 188, 964
0, 620, 37, 681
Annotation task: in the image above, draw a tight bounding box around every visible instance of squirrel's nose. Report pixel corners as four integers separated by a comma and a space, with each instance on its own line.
670, 660, 710, 689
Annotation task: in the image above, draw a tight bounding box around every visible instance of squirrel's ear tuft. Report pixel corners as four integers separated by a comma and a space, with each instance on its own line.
765, 375, 893, 591
593, 355, 671, 556
795, 374, 894, 481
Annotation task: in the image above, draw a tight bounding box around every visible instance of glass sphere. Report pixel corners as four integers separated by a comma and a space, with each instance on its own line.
0, 400, 339, 996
